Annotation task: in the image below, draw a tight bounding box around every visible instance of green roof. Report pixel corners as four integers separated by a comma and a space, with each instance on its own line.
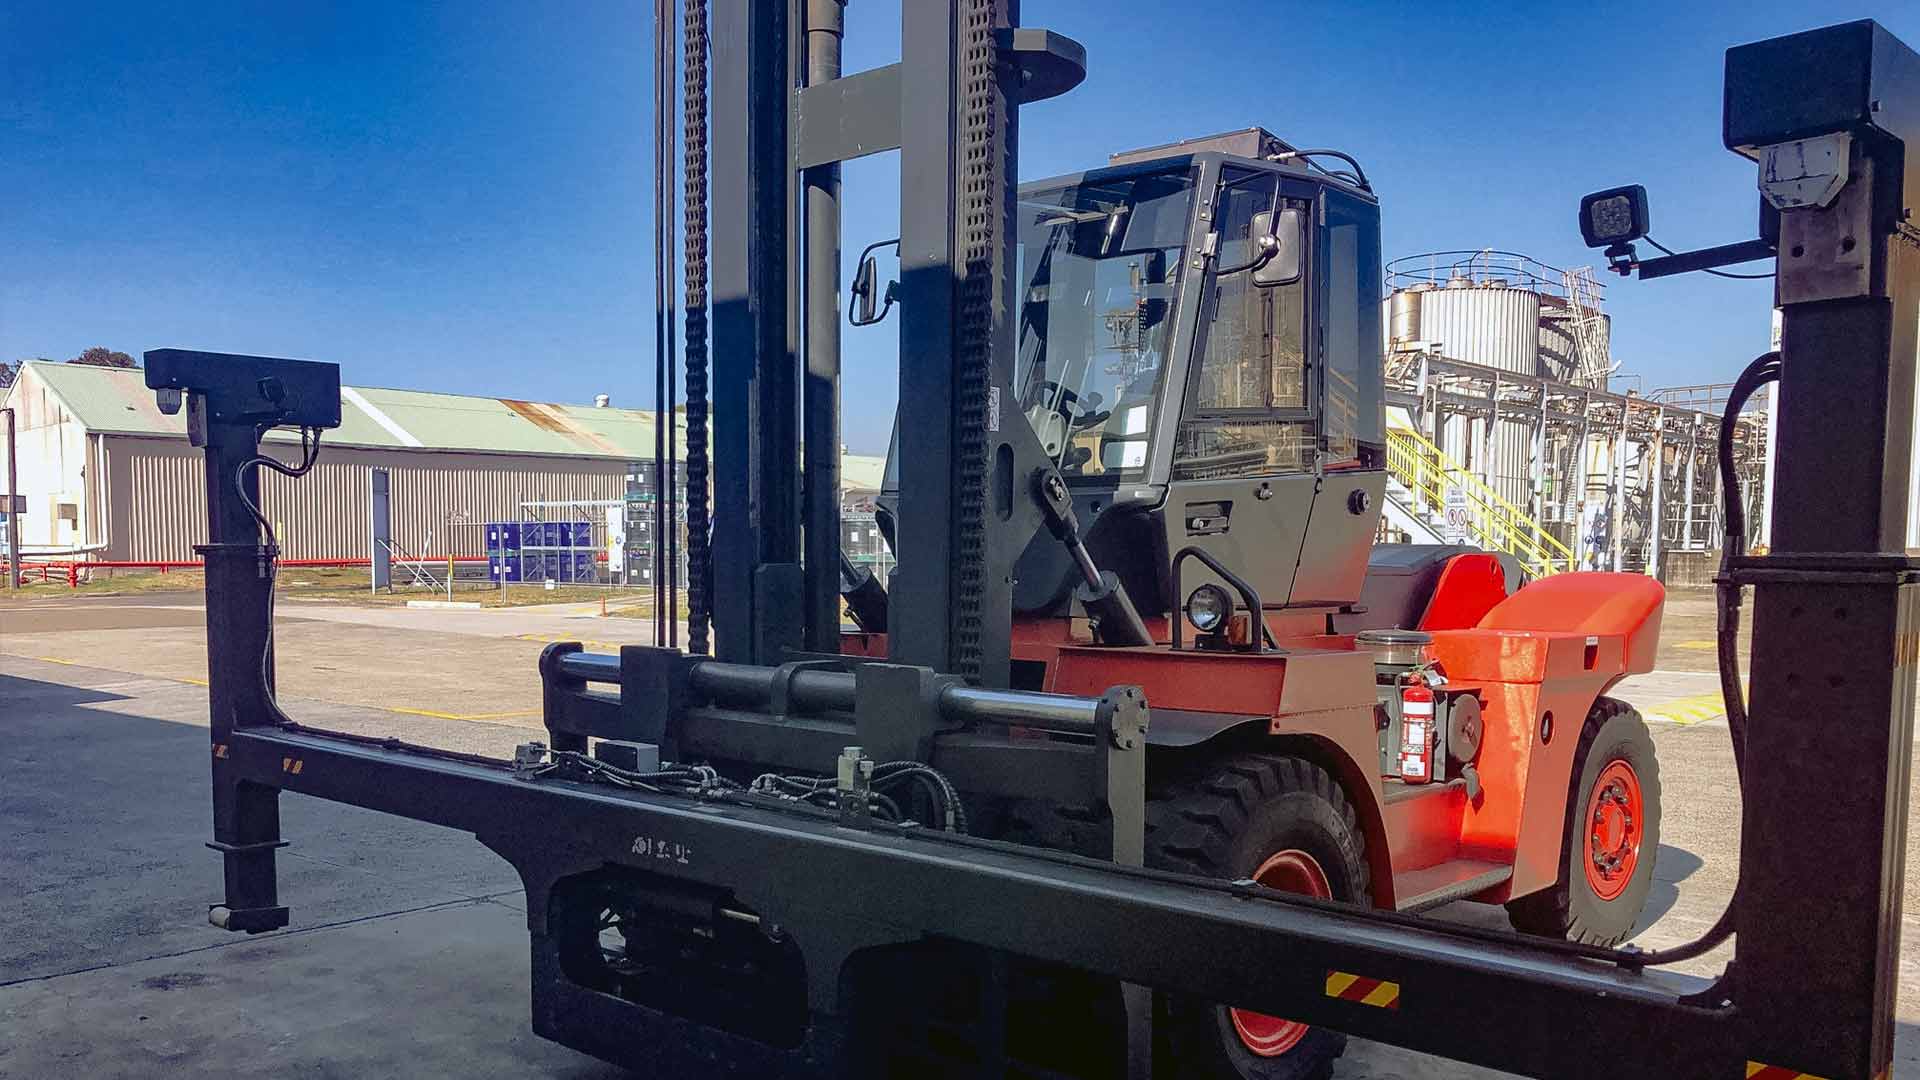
13, 361, 679, 460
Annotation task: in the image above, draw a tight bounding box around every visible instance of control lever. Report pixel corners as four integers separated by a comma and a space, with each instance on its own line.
1033, 469, 1151, 646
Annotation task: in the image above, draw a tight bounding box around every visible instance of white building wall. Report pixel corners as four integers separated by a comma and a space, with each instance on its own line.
1, 367, 96, 552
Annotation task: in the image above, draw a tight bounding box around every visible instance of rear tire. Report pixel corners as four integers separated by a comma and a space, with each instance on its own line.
1146, 754, 1370, 1080
1506, 697, 1661, 946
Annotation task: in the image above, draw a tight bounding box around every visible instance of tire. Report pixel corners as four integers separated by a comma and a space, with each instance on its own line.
1506, 696, 1661, 946
1146, 754, 1371, 1080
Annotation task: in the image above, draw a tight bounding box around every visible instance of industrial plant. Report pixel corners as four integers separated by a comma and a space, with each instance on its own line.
1378, 250, 1769, 582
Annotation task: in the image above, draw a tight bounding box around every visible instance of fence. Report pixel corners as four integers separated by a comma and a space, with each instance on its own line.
5, 555, 488, 590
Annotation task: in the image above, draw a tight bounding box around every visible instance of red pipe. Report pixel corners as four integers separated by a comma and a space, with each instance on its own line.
8, 555, 492, 587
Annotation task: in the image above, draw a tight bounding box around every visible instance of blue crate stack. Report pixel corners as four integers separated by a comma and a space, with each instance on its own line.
485, 521, 523, 583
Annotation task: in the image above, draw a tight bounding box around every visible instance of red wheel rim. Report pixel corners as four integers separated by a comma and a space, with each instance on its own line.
1228, 850, 1331, 1057
1583, 760, 1644, 901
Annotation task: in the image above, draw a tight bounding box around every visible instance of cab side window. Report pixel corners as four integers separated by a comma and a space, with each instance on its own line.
1173, 170, 1312, 481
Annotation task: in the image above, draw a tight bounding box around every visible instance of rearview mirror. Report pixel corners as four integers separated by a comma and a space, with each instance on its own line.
849, 238, 901, 326
1251, 208, 1305, 287
852, 256, 879, 324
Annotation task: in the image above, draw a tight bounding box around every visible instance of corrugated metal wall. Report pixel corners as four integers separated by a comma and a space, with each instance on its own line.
103, 437, 629, 561
1417, 287, 1542, 374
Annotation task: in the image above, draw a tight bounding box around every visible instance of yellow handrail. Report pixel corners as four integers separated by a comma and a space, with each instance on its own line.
1383, 427, 1575, 577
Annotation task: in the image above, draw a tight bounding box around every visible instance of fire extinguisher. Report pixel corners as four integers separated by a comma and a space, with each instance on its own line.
1399, 681, 1435, 783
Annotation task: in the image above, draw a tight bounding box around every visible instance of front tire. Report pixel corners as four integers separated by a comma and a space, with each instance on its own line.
1506, 697, 1661, 946
1146, 754, 1370, 1080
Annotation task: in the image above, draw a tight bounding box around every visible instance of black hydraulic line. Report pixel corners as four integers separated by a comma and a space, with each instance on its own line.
234, 428, 322, 726
1643, 237, 1776, 281
278, 720, 515, 771
1271, 148, 1372, 193
682, 0, 712, 655
1616, 350, 1777, 971
1712, 351, 1777, 786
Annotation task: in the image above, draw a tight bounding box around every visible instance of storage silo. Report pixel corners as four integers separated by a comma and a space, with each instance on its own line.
1537, 303, 1579, 382
1388, 286, 1427, 347
1416, 278, 1541, 374
1537, 298, 1614, 386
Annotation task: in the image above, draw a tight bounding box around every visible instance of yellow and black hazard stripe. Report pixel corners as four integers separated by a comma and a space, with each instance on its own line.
1745, 1062, 1832, 1080
1323, 970, 1400, 1010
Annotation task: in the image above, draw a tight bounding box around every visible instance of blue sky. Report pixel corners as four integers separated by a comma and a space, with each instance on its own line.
4, 2, 1912, 452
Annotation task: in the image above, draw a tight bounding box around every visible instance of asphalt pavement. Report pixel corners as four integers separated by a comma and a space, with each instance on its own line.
2, 589, 1916, 1078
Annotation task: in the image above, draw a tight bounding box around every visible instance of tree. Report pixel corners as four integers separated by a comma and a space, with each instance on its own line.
70, 346, 136, 368
0, 358, 43, 389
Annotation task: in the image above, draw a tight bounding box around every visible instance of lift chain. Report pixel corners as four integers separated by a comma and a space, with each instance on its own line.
682, 0, 712, 654
949, 0, 1012, 681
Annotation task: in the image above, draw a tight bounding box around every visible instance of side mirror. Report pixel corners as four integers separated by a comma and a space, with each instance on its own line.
849, 238, 901, 327
1251, 207, 1305, 287
852, 256, 879, 324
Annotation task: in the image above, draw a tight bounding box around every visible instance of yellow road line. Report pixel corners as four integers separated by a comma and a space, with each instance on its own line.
32, 656, 80, 665
1674, 640, 1717, 650
1643, 691, 1737, 726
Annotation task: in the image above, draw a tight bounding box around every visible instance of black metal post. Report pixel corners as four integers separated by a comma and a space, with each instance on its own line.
197, 408, 289, 933
1723, 22, 1920, 1080
890, 0, 1021, 686
709, 0, 801, 664
888, 0, 961, 677
800, 0, 846, 653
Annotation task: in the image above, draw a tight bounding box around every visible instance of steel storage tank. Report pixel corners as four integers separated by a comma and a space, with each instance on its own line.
1537, 305, 1579, 382
1536, 301, 1613, 385
1388, 286, 1427, 346
1418, 283, 1541, 374
1586, 312, 1613, 379
1492, 417, 1537, 510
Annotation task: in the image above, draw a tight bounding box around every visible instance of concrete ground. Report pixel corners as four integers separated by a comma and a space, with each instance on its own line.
2, 588, 1916, 1078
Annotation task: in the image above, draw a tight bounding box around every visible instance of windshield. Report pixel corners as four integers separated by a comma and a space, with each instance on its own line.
1013, 168, 1195, 480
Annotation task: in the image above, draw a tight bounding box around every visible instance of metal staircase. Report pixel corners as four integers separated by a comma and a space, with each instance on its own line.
1383, 426, 1575, 578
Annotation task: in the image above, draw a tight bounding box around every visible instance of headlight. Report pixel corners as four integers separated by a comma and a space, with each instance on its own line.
1184, 583, 1232, 634
1578, 185, 1650, 248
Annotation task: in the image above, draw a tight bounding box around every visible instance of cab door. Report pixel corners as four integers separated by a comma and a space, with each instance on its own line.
1163, 167, 1320, 609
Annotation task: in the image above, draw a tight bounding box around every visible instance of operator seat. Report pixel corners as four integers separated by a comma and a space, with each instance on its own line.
1332, 544, 1518, 634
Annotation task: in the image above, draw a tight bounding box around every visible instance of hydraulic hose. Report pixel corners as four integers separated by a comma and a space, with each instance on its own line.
1711, 350, 1779, 787
235, 427, 323, 727
1618, 350, 1777, 969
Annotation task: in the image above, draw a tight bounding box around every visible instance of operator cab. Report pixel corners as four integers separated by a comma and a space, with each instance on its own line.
877, 128, 1386, 623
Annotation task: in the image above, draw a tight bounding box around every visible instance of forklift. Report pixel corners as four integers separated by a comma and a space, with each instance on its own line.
152, 10, 1916, 1080
834, 124, 1668, 1077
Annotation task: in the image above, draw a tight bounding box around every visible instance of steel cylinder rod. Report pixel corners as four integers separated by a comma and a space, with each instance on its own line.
553, 651, 1101, 734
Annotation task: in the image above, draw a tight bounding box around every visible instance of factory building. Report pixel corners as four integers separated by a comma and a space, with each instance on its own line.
0, 360, 675, 563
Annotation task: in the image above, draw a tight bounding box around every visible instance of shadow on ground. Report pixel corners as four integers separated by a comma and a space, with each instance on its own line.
0, 671, 520, 985
1637, 843, 1704, 933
